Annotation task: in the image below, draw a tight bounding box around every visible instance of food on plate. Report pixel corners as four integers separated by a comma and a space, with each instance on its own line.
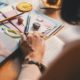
4, 29, 21, 38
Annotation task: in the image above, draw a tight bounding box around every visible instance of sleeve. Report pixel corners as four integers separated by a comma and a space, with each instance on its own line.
18, 64, 41, 80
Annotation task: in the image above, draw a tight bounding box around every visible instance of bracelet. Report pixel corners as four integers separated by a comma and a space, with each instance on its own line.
23, 58, 46, 73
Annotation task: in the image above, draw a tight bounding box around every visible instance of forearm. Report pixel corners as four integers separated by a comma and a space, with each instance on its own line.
0, 60, 19, 80
0, 47, 25, 80
18, 64, 41, 80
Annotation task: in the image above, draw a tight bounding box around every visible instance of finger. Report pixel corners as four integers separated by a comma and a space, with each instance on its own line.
33, 31, 41, 39
33, 31, 45, 39
19, 34, 26, 45
40, 33, 45, 38
24, 32, 28, 37
27, 33, 33, 44
20, 33, 27, 41
27, 33, 33, 38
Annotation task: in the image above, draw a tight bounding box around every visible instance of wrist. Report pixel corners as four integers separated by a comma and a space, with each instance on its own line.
23, 58, 46, 73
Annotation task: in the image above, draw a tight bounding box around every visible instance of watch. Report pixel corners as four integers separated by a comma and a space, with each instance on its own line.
23, 58, 46, 73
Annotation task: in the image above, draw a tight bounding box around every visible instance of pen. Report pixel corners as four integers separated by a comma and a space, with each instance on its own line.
24, 15, 31, 33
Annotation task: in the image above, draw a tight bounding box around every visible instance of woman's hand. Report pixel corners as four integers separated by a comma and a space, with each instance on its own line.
20, 32, 45, 63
